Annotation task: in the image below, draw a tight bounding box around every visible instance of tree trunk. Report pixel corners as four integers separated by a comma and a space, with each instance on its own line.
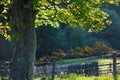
10, 1, 37, 80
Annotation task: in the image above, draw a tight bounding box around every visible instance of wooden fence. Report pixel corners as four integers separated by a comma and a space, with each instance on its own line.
35, 53, 120, 80
0, 53, 120, 80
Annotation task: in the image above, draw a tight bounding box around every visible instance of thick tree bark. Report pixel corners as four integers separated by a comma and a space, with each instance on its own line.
10, 1, 37, 80
10, 27, 36, 80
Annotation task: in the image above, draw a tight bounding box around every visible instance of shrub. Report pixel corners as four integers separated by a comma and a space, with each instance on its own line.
74, 47, 83, 57
93, 42, 113, 56
52, 49, 67, 60
37, 42, 114, 62
67, 49, 77, 58
82, 46, 94, 57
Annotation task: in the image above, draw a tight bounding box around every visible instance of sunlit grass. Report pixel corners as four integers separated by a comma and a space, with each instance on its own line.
34, 74, 120, 80
56, 56, 120, 65
1, 74, 119, 80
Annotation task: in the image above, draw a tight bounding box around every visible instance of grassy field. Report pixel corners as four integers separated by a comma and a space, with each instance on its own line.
1, 74, 119, 80
56, 56, 120, 65
34, 74, 120, 80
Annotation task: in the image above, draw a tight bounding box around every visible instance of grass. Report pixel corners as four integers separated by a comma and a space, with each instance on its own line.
56, 56, 120, 65
34, 73, 120, 80
55, 74, 117, 80
1, 74, 119, 80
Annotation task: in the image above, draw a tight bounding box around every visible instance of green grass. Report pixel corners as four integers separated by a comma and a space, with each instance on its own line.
55, 74, 118, 80
34, 74, 120, 80
56, 56, 120, 65
1, 74, 119, 80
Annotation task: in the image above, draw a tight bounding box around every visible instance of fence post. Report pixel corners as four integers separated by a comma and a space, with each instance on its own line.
52, 61, 55, 80
95, 62, 99, 76
113, 53, 117, 80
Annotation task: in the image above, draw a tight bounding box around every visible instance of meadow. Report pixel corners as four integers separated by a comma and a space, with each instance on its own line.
1, 74, 120, 80
34, 73, 120, 80
56, 56, 120, 65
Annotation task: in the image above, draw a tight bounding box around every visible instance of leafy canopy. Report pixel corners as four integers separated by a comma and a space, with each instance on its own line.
0, 0, 120, 39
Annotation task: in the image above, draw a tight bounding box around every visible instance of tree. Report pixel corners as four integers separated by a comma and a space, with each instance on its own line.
92, 6, 120, 50
0, 0, 119, 80
68, 27, 87, 48
36, 25, 66, 59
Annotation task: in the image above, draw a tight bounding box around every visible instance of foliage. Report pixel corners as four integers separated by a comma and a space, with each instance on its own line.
36, 26, 66, 59
36, 25, 89, 59
82, 46, 94, 57
92, 6, 120, 50
68, 27, 87, 48
52, 49, 67, 60
67, 42, 113, 58
38, 41, 113, 62
93, 42, 113, 56
0, 0, 120, 39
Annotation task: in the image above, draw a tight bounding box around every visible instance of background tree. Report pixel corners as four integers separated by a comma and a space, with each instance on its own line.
0, 0, 119, 80
92, 6, 120, 50
66, 27, 87, 48
36, 25, 66, 59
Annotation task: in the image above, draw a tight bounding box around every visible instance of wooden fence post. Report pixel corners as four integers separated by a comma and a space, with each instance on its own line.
113, 53, 117, 80
95, 62, 99, 76
52, 61, 55, 80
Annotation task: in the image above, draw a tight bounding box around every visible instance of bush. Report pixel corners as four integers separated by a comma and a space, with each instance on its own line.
52, 49, 67, 60
82, 46, 94, 57
37, 42, 114, 62
74, 47, 84, 57
93, 42, 113, 56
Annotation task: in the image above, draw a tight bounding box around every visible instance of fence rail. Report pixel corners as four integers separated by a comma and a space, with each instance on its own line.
0, 53, 120, 80
34, 53, 120, 80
